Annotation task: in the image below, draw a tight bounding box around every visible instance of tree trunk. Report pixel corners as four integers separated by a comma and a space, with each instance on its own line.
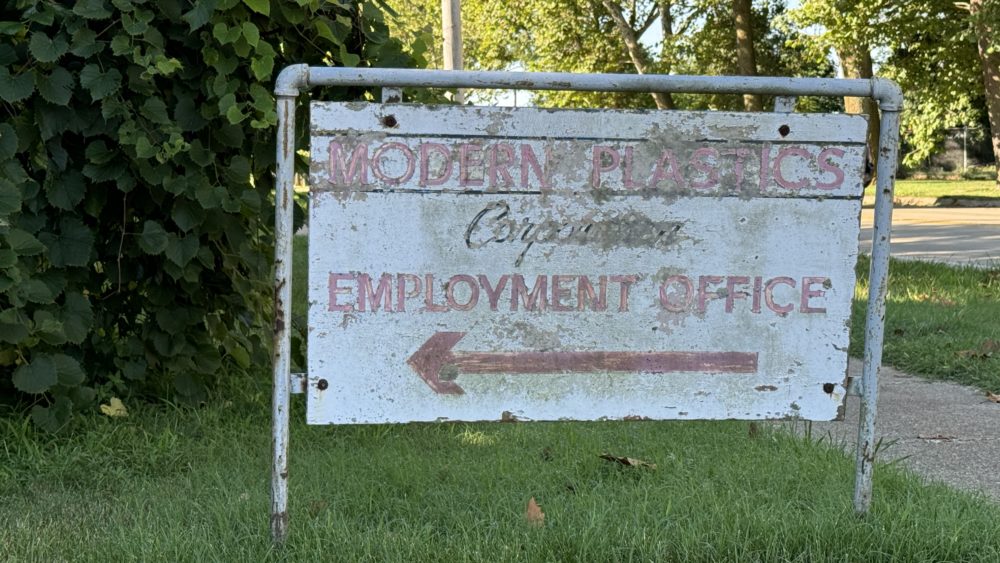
733, 0, 762, 111
657, 0, 676, 110
601, 0, 673, 110
839, 45, 880, 186
970, 0, 1000, 188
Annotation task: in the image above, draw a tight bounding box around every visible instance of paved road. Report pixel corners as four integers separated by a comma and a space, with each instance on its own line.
860, 208, 1000, 267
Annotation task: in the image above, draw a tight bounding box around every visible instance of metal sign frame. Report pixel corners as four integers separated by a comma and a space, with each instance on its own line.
270, 66, 902, 544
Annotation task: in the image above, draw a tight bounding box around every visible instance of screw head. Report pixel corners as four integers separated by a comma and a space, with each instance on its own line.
317, 379, 329, 391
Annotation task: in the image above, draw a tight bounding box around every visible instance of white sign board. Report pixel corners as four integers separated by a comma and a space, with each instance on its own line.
307, 103, 866, 424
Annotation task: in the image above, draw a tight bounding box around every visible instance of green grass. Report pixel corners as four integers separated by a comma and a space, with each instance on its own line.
851, 256, 1000, 392
3, 239, 1000, 561
3, 401, 1000, 562
870, 179, 999, 199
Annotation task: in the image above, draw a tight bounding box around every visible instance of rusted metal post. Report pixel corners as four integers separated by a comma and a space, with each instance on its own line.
271, 64, 308, 545
853, 79, 902, 514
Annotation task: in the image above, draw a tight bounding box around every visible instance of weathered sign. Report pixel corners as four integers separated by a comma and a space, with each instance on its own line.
306, 103, 867, 424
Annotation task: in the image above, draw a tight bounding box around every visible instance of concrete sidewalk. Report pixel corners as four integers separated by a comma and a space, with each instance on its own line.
798, 359, 1000, 501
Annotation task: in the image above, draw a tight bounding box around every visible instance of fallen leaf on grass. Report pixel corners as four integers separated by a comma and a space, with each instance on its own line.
912, 293, 957, 307
917, 434, 956, 443
99, 397, 128, 417
308, 499, 329, 518
986, 392, 1000, 403
525, 497, 545, 528
599, 453, 657, 470
957, 339, 1000, 359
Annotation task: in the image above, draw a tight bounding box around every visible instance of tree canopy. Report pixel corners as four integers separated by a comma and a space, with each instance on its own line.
791, 0, 993, 173
387, 0, 834, 111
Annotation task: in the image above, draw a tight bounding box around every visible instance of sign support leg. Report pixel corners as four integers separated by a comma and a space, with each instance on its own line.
853, 102, 901, 514
271, 93, 298, 544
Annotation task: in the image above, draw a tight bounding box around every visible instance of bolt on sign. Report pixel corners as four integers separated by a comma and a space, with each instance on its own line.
306, 104, 866, 424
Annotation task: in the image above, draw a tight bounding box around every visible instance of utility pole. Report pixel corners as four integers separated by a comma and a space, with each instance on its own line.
963, 126, 968, 174
441, 0, 465, 104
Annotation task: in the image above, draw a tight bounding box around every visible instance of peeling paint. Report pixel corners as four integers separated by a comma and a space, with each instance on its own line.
305, 101, 864, 425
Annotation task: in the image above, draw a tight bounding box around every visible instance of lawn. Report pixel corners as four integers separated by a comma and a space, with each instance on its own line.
851, 256, 1000, 392
3, 238, 1000, 561
872, 179, 999, 199
3, 396, 1000, 562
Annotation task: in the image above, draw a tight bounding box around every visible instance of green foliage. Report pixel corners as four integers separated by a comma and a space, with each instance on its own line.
876, 1, 985, 167
792, 0, 991, 168
786, 0, 883, 56
390, 0, 665, 107
0, 0, 413, 430
386, 0, 836, 110
669, 0, 837, 112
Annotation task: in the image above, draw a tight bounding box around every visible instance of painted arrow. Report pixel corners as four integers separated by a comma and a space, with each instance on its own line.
407, 331, 759, 395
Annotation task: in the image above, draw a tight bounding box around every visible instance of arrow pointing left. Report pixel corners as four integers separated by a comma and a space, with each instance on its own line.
407, 331, 759, 395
